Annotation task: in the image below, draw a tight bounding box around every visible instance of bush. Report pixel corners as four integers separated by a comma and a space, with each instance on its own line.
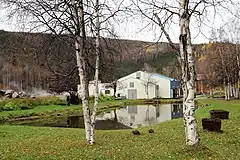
0, 96, 66, 112
89, 95, 115, 103
2, 101, 20, 111
99, 95, 115, 102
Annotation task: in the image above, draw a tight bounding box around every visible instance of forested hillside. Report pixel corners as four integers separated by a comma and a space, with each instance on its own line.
0, 30, 180, 92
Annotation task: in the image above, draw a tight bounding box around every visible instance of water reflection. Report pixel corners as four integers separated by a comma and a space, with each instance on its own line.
9, 104, 183, 130
97, 104, 183, 128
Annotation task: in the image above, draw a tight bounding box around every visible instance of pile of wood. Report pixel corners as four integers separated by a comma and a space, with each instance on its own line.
0, 89, 29, 99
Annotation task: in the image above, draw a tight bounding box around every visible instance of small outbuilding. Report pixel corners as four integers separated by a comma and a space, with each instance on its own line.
88, 80, 114, 97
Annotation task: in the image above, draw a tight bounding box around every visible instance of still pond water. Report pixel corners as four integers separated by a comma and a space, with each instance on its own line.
13, 104, 183, 130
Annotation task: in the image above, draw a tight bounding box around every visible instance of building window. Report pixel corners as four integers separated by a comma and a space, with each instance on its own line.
130, 115, 135, 122
128, 106, 137, 114
130, 82, 134, 88
105, 90, 110, 94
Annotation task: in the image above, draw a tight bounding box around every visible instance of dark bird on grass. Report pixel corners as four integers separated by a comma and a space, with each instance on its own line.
132, 130, 140, 135
148, 129, 154, 133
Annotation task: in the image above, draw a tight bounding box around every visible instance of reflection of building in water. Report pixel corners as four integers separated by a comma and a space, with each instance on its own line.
128, 106, 137, 114
127, 105, 156, 128
128, 105, 137, 126
155, 104, 172, 122
96, 104, 183, 128
172, 104, 183, 119
156, 105, 160, 118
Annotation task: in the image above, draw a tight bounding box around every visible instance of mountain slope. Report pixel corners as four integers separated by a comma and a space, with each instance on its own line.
0, 30, 180, 92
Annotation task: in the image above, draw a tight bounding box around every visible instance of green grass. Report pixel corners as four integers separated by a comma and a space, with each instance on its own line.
0, 96, 67, 111
0, 99, 240, 159
0, 105, 80, 122
0, 100, 128, 122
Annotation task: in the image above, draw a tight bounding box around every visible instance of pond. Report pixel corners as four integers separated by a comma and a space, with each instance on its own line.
97, 104, 183, 129
10, 104, 183, 130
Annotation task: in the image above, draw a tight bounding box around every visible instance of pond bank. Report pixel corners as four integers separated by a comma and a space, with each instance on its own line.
0, 99, 183, 123
10, 103, 183, 129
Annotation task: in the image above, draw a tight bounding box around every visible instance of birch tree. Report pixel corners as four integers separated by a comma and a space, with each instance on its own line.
178, 0, 200, 146
132, 0, 200, 147
132, 0, 236, 147
2, 0, 123, 145
213, 17, 240, 99
90, 0, 100, 144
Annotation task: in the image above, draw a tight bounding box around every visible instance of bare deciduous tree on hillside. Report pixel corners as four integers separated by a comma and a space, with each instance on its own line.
200, 42, 240, 100
209, 17, 240, 100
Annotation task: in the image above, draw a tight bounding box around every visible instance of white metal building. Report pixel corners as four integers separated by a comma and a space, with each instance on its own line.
116, 71, 181, 99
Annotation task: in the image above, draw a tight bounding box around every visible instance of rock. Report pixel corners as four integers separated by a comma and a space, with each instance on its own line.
18, 91, 28, 98
12, 92, 19, 98
132, 130, 141, 135
148, 129, 154, 133
0, 90, 5, 98
5, 90, 14, 95
3, 94, 12, 98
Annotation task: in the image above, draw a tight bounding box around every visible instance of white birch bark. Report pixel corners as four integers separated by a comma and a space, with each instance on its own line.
79, 0, 92, 144
224, 78, 228, 100
230, 82, 233, 97
227, 80, 231, 99
236, 46, 240, 99
233, 82, 237, 98
90, 0, 100, 144
179, 0, 199, 147
219, 49, 230, 100
72, 0, 91, 143
234, 83, 238, 99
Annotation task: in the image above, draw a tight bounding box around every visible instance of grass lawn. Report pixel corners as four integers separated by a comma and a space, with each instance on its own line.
1, 99, 239, 159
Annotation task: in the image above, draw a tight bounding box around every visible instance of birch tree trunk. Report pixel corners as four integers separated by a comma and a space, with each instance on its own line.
236, 46, 240, 99
219, 49, 230, 100
179, 0, 200, 147
231, 80, 235, 98
224, 78, 229, 100
90, 0, 100, 144
235, 83, 239, 99
227, 79, 231, 100
230, 82, 233, 97
72, 0, 91, 143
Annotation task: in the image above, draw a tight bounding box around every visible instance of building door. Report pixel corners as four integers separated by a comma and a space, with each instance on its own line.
155, 85, 159, 98
173, 89, 177, 99
128, 89, 137, 99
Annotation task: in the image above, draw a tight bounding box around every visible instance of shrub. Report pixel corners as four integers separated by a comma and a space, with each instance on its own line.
99, 95, 115, 102
2, 101, 20, 111
89, 95, 115, 103
0, 96, 66, 111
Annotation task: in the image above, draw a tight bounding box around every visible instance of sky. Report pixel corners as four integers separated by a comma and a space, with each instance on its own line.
0, 1, 237, 44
